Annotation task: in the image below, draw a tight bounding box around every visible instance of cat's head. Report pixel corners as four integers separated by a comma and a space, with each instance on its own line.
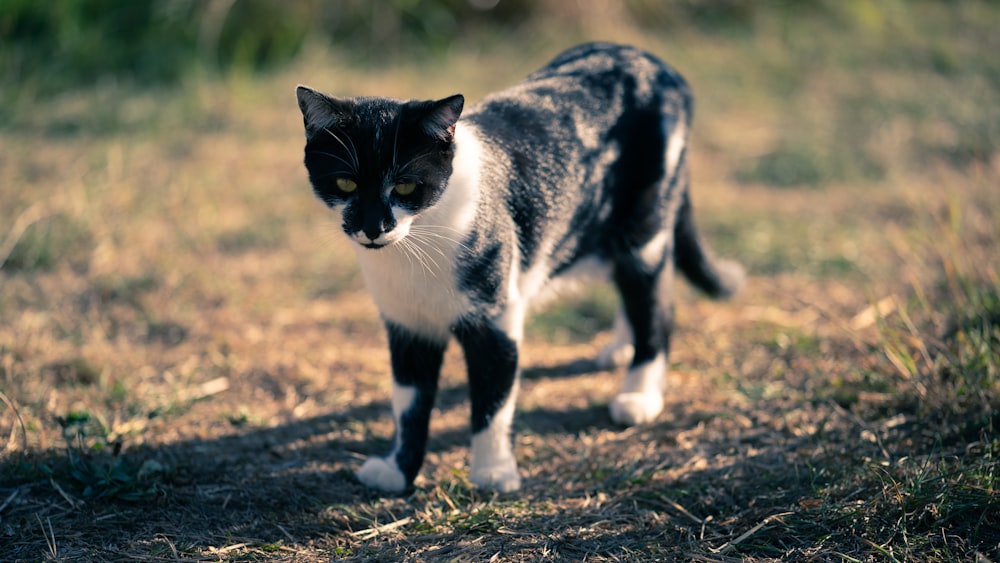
296, 86, 464, 250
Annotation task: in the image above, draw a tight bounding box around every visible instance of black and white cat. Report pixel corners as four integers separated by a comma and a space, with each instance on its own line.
296, 43, 743, 493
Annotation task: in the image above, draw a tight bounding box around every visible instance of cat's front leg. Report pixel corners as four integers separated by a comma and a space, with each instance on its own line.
453, 318, 521, 492
357, 321, 446, 492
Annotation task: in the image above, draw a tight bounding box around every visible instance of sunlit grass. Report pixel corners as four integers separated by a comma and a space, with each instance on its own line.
1, 3, 999, 561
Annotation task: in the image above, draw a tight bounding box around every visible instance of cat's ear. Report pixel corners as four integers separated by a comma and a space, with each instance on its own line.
419, 94, 464, 142
296, 85, 351, 139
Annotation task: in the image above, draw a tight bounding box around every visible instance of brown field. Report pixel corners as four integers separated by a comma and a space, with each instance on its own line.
2, 4, 999, 561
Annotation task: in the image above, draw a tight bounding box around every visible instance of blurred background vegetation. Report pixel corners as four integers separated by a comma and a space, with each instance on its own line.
2, 0, 996, 192
4, 0, 992, 92
3, 0, 997, 180
2, 0, 771, 95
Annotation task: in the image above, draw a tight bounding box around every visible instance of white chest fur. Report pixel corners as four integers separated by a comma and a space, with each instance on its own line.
353, 124, 483, 341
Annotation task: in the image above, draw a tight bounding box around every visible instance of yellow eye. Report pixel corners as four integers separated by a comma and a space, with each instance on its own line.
394, 182, 417, 196
336, 178, 357, 193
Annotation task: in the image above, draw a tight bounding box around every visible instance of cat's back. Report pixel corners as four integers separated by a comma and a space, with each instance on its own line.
464, 42, 690, 140
455, 43, 695, 284
529, 42, 688, 96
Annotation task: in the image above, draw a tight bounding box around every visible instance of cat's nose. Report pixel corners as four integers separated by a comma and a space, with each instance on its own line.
362, 218, 395, 242
361, 209, 395, 242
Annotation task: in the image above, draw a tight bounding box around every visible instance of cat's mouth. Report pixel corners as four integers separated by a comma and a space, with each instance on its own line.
352, 226, 408, 249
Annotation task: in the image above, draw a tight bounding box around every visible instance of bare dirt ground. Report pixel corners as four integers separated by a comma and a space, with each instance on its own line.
2, 11, 999, 561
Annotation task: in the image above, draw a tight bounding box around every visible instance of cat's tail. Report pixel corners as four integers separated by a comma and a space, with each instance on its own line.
673, 194, 745, 299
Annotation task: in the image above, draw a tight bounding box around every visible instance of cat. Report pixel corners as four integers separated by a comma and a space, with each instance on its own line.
296, 42, 744, 493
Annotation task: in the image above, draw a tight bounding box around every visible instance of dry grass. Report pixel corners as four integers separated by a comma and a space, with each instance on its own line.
2, 5, 999, 561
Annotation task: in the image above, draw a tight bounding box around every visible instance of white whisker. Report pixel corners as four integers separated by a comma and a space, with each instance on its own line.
392, 236, 417, 275
391, 115, 402, 172
397, 151, 437, 176
402, 236, 437, 277
408, 235, 442, 273
307, 151, 356, 171
343, 131, 361, 170
404, 229, 447, 257
408, 225, 472, 253
323, 128, 360, 172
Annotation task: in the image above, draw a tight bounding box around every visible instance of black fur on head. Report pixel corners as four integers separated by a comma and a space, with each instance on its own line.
296, 86, 464, 230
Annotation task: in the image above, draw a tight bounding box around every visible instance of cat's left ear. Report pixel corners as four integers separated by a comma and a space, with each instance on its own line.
296, 85, 351, 139
420, 94, 464, 142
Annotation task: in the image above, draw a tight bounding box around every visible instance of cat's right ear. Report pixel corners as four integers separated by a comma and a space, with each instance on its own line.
296, 85, 350, 139
420, 94, 464, 142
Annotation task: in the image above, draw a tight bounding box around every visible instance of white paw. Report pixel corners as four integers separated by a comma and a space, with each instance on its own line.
356, 456, 407, 492
610, 391, 664, 426
597, 341, 634, 369
470, 459, 521, 492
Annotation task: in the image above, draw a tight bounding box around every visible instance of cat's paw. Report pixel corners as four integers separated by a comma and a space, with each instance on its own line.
470, 459, 521, 493
597, 342, 634, 369
609, 391, 664, 426
356, 456, 407, 492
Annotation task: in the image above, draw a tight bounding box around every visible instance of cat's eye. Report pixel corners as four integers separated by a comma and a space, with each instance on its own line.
336, 178, 357, 193
394, 182, 417, 196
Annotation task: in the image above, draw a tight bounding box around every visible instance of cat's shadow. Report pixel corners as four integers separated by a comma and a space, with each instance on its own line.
429, 357, 617, 439
522, 358, 606, 380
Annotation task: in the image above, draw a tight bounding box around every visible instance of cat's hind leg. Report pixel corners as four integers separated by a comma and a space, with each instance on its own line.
597, 305, 634, 369
356, 322, 446, 492
454, 315, 522, 492
609, 235, 674, 426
